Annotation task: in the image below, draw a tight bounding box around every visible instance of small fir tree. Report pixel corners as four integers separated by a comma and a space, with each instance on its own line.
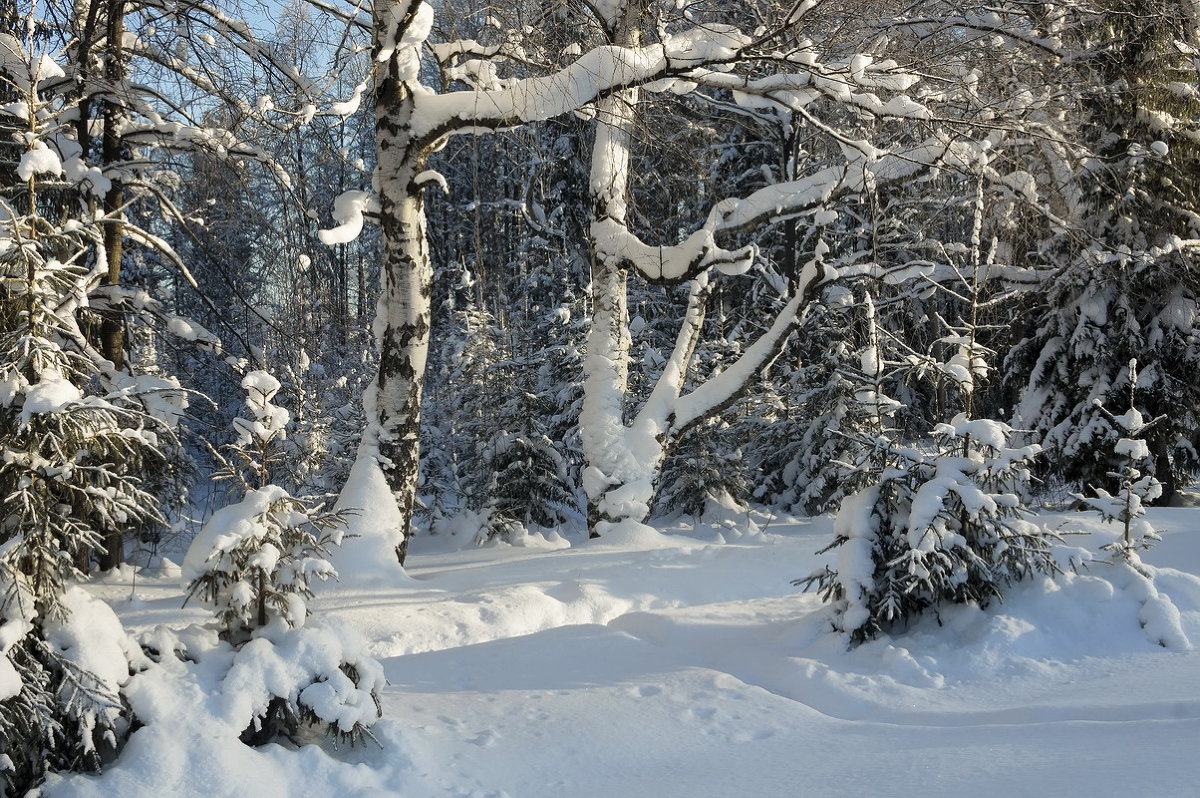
651, 417, 750, 520
1072, 360, 1190, 650
474, 388, 577, 545
1074, 360, 1167, 568
182, 371, 382, 745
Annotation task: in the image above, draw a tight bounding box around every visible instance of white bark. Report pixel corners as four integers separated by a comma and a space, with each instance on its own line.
348, 0, 434, 565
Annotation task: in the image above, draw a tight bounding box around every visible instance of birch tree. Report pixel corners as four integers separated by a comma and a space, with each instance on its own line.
325, 0, 1000, 556
574, 1, 1015, 537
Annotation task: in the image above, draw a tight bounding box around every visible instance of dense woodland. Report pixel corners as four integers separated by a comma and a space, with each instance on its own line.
2, 0, 1200, 792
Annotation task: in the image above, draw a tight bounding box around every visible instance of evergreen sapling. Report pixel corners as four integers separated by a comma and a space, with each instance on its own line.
181, 370, 383, 745
1073, 360, 1189, 650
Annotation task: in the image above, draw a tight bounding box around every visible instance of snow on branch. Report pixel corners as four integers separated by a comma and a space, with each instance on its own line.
317, 190, 379, 245
671, 255, 830, 434
411, 25, 752, 140
597, 139, 972, 284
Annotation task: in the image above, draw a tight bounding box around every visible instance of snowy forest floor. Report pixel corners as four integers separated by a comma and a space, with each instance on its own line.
46, 505, 1200, 797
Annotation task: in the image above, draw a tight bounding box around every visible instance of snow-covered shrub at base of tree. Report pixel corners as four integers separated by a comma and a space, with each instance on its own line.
181, 439, 384, 745
651, 419, 750, 523
140, 621, 385, 747
1102, 560, 1191, 651
165, 614, 384, 749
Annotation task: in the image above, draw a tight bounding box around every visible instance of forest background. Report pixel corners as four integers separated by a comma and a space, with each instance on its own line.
3, 0, 1200, 792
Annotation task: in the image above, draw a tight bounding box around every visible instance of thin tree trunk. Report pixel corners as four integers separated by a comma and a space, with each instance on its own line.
99, 0, 127, 572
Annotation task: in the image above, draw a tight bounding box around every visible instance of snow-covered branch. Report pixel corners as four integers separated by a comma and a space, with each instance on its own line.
410, 25, 751, 141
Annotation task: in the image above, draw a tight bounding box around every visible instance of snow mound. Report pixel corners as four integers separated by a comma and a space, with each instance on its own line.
589, 519, 699, 549
328, 454, 409, 588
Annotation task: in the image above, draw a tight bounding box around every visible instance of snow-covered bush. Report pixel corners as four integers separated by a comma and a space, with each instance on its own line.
0, 577, 143, 796
802, 418, 1059, 645
182, 485, 344, 641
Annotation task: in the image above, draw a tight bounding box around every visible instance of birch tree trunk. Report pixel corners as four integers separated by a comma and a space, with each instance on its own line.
581, 3, 651, 537
359, 0, 435, 565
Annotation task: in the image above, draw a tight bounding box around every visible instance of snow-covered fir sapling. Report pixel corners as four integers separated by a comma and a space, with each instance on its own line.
224, 370, 292, 493
651, 417, 750, 522
1075, 360, 1168, 567
474, 410, 576, 545
1072, 360, 1188, 650
802, 202, 1059, 645
182, 371, 383, 744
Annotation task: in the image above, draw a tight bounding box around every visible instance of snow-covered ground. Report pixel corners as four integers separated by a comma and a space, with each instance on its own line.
45, 506, 1200, 797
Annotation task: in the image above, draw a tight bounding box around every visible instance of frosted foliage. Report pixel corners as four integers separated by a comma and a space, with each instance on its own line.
234, 371, 290, 446
184, 486, 343, 640
16, 141, 63, 181
803, 418, 1057, 645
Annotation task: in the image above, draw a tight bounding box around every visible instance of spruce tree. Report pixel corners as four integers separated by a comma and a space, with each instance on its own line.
1, 33, 166, 792
1010, 1, 1200, 502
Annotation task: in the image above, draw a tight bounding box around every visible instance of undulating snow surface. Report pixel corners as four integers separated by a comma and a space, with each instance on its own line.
45, 506, 1200, 797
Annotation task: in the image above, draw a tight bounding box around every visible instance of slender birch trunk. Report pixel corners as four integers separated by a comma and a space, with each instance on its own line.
361, 0, 434, 565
